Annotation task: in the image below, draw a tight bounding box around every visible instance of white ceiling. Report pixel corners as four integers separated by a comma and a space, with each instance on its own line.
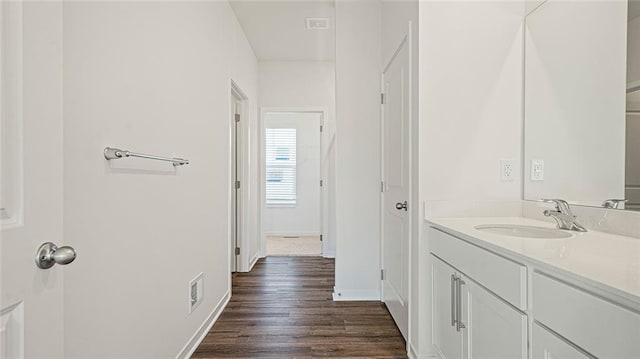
229, 1, 335, 61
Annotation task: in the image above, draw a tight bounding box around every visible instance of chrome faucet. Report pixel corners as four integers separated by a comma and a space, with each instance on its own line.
542, 199, 587, 232
602, 199, 627, 209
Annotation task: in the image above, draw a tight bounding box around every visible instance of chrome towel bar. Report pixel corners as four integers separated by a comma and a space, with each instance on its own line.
104, 147, 189, 166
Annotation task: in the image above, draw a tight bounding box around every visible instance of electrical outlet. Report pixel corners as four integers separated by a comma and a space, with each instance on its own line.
500, 159, 516, 181
531, 159, 544, 181
189, 273, 203, 314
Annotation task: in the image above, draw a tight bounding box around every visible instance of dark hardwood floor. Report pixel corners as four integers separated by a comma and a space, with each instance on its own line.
192, 256, 407, 358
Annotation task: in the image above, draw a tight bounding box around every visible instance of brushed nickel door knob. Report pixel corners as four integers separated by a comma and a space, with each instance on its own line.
35, 242, 77, 269
395, 201, 408, 211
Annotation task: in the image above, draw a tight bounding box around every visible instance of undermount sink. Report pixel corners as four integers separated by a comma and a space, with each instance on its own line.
474, 224, 573, 239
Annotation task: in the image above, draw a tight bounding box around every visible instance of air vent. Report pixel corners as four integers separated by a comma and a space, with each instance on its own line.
306, 18, 329, 30
189, 273, 203, 314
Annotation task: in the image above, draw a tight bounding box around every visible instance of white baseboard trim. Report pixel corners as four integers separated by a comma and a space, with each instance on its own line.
332, 288, 380, 301
249, 253, 259, 271
322, 250, 336, 258
409, 344, 438, 359
264, 232, 322, 237
408, 344, 419, 359
175, 290, 231, 359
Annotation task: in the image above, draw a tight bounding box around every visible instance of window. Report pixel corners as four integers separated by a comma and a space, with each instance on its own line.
265, 128, 296, 206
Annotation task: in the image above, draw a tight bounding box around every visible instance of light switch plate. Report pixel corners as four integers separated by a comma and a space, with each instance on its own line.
500, 159, 516, 181
531, 159, 544, 181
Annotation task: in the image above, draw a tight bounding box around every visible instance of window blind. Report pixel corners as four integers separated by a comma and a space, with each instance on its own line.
265, 128, 297, 205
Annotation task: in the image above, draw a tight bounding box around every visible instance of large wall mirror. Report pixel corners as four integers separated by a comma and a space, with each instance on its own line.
524, 0, 639, 211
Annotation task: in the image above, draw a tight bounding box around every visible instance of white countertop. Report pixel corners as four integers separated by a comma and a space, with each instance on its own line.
427, 217, 640, 308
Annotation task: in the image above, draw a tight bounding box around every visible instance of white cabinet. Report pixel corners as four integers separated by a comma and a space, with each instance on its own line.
429, 227, 527, 310
532, 323, 591, 359
465, 278, 527, 359
432, 256, 463, 359
533, 272, 640, 358
432, 255, 527, 359
428, 223, 640, 359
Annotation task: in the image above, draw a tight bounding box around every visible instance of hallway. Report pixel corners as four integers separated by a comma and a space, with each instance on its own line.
192, 257, 406, 358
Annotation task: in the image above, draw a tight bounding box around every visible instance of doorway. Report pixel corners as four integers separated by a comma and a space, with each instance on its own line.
261, 110, 324, 257
231, 82, 247, 272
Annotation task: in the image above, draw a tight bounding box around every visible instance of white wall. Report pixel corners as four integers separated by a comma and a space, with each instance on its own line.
524, 0, 627, 205
334, 0, 382, 300
231, 14, 261, 273
420, 2, 523, 210
263, 112, 322, 236
61, 2, 258, 357
418, 1, 525, 356
258, 61, 337, 256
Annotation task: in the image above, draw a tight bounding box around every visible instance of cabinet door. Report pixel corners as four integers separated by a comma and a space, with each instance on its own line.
432, 255, 463, 359
462, 277, 527, 359
532, 323, 592, 359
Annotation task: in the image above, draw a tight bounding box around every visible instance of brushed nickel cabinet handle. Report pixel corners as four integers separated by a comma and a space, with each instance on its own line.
456, 277, 466, 332
451, 274, 457, 327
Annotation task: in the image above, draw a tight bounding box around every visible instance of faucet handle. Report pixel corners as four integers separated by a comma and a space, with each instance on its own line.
602, 199, 627, 209
541, 199, 572, 215
542, 198, 568, 207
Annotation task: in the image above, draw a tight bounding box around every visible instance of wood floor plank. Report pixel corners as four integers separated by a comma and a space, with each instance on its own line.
191, 257, 406, 358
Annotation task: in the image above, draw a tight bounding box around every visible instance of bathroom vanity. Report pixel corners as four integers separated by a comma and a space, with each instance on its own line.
420, 0, 640, 357
428, 217, 640, 359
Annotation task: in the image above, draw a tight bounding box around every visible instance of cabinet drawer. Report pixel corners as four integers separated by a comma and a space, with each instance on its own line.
533, 272, 640, 359
429, 227, 527, 310
532, 323, 591, 359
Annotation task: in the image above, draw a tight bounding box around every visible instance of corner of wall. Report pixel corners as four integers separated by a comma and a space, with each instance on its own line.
175, 289, 231, 359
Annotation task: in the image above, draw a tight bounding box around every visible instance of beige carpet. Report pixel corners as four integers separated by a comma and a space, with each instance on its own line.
266, 236, 322, 256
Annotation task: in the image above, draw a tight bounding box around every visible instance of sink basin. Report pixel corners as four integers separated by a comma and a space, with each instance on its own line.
474, 224, 573, 239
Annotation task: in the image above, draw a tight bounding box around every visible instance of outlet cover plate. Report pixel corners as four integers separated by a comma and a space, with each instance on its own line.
500, 159, 516, 181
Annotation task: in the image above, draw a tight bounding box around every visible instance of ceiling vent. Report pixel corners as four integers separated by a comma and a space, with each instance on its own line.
305, 18, 330, 30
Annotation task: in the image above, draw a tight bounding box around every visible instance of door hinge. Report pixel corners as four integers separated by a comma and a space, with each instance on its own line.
381, 93, 385, 104
381, 181, 384, 193
235, 247, 240, 255
320, 179, 323, 187
235, 180, 240, 189
381, 269, 385, 280
320, 234, 323, 242
320, 125, 323, 133
234, 113, 240, 123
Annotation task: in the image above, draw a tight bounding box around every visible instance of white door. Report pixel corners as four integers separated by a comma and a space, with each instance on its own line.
1, 2, 69, 357
381, 36, 410, 339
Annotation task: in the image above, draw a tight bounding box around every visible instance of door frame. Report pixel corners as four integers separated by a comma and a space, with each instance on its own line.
379, 23, 414, 341
259, 107, 327, 257
230, 81, 248, 274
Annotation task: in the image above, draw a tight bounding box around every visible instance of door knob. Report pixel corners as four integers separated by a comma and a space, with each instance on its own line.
395, 201, 408, 211
35, 242, 77, 269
